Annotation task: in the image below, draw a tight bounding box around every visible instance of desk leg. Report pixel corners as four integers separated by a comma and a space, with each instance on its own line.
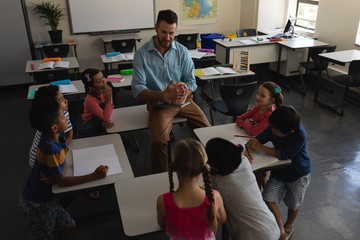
104, 63, 109, 76
275, 45, 291, 91
73, 45, 78, 58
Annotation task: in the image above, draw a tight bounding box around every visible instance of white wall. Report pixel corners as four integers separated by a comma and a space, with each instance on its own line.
315, 0, 360, 51
25, 0, 241, 72
0, 0, 33, 86
257, 0, 288, 31
239, 0, 258, 29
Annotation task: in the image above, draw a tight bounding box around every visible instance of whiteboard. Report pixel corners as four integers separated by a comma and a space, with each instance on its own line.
67, 0, 155, 34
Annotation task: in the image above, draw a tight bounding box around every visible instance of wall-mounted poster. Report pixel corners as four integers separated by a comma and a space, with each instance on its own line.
181, 0, 218, 25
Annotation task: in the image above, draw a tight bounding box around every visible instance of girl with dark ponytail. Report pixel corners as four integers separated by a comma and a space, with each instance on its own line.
157, 139, 226, 239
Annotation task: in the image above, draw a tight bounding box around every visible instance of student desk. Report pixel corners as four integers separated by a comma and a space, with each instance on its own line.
27, 80, 85, 100
107, 104, 187, 156
100, 53, 134, 75
106, 74, 132, 88
214, 36, 328, 78
34, 40, 78, 59
115, 173, 202, 237
25, 57, 80, 80
107, 104, 187, 134
114, 172, 176, 237
196, 70, 255, 103
25, 57, 80, 74
102, 33, 142, 53
317, 49, 360, 114
52, 134, 134, 194
275, 38, 329, 90
193, 123, 291, 171
276, 38, 329, 74
214, 35, 284, 65
319, 49, 360, 65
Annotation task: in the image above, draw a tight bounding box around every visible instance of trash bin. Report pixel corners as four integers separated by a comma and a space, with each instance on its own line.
201, 33, 224, 50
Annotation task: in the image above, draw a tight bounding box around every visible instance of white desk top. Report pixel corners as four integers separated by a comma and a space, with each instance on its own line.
319, 49, 360, 64
27, 80, 85, 100
213, 35, 275, 48
102, 33, 142, 43
100, 53, 134, 64
25, 57, 80, 73
214, 35, 323, 49
115, 172, 176, 236
34, 40, 78, 49
197, 70, 255, 81
52, 134, 134, 194
279, 39, 329, 49
193, 123, 291, 171
107, 104, 187, 133
107, 74, 132, 88
188, 49, 216, 59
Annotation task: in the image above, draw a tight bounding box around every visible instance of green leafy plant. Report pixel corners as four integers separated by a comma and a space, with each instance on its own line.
30, 1, 65, 32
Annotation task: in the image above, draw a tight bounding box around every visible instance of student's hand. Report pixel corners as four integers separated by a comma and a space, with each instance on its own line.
40, 172, 54, 184
244, 150, 253, 163
103, 84, 113, 103
247, 138, 261, 150
93, 165, 109, 179
101, 120, 114, 129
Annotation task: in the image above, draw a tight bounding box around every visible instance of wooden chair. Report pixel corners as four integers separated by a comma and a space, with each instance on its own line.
209, 81, 257, 125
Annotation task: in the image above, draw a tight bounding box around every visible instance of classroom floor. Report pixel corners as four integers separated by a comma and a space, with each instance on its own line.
1, 70, 360, 240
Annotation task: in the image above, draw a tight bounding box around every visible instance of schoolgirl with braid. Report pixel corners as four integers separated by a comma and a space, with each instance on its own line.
156, 139, 226, 239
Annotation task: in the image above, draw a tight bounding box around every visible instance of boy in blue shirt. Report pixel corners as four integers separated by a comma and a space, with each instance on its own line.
19, 101, 109, 239
247, 105, 311, 240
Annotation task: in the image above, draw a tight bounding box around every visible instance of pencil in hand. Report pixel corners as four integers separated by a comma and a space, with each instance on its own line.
234, 134, 254, 138
245, 143, 253, 161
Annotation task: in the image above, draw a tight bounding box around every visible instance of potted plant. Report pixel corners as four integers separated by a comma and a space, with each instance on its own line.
30, 1, 65, 43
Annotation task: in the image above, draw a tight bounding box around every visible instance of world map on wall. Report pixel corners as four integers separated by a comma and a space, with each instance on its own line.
181, 0, 217, 23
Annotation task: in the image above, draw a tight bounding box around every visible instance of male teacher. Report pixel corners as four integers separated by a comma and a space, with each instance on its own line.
131, 9, 211, 173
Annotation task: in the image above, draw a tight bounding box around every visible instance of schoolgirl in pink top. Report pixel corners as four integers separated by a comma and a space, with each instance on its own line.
78, 68, 114, 137
157, 139, 227, 239
236, 81, 283, 136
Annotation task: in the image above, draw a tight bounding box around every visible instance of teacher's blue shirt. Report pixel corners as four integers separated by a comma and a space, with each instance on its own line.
131, 37, 197, 98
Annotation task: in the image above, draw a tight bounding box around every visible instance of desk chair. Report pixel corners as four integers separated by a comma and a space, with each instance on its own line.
236, 28, 257, 37
325, 60, 360, 115
209, 81, 257, 125
176, 33, 198, 50
297, 45, 336, 96
42, 44, 70, 58
111, 39, 136, 53
111, 39, 136, 74
33, 69, 69, 84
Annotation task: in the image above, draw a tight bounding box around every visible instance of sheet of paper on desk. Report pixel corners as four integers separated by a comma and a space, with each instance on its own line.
59, 84, 78, 93
72, 144, 122, 176
238, 39, 256, 45
230, 138, 279, 171
123, 52, 134, 60
188, 50, 208, 59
